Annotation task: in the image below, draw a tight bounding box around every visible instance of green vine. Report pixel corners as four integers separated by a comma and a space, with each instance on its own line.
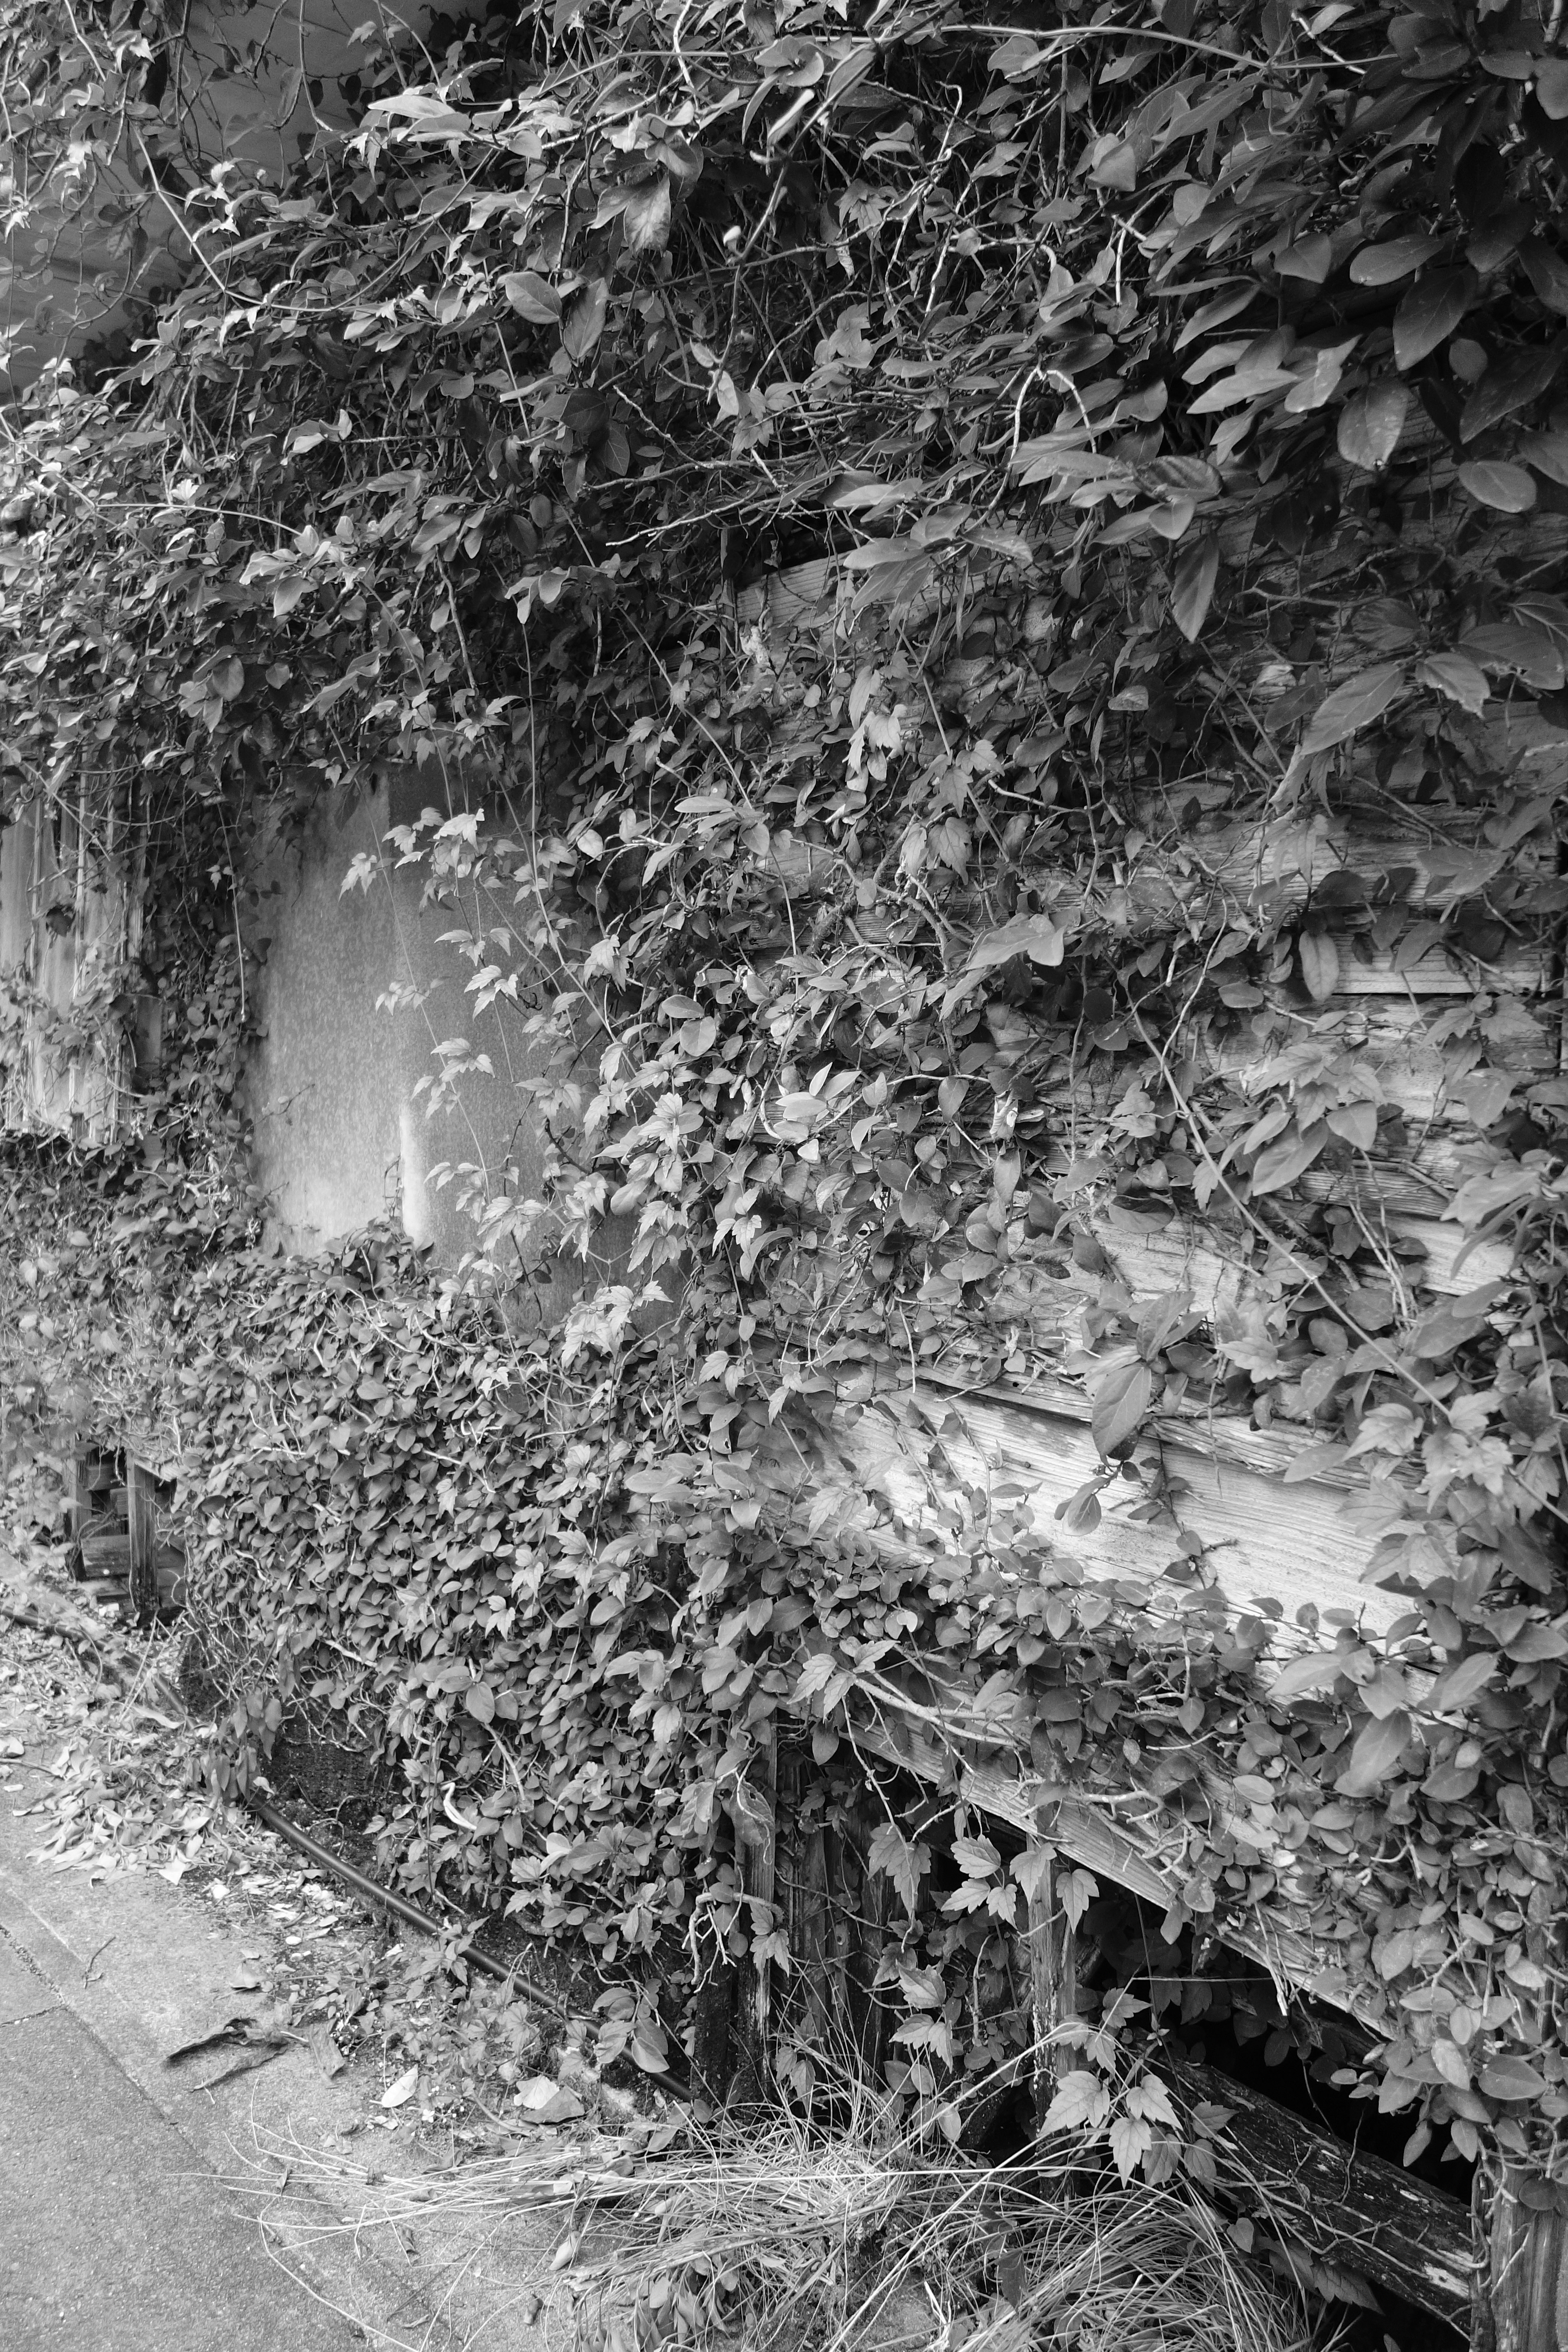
4, 0, 1568, 2194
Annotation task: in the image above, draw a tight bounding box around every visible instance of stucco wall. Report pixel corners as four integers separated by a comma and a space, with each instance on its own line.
3, 0, 421, 396
240, 773, 580, 1307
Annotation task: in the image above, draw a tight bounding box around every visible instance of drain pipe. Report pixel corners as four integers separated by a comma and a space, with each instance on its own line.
242, 1789, 562, 2011
242, 1790, 691, 2096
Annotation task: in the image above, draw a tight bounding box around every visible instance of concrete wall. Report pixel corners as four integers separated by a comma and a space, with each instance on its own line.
240, 772, 579, 1306
4, 1, 425, 396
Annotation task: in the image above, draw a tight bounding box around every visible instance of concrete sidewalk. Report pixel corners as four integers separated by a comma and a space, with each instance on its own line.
0, 1744, 554, 2352
0, 1561, 561, 2352
0, 1927, 360, 2351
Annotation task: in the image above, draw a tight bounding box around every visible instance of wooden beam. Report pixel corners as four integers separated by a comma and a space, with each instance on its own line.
1166, 2054, 1474, 2328
758, 1381, 1415, 1648
822, 1699, 1379, 2032
1474, 2165, 1568, 2352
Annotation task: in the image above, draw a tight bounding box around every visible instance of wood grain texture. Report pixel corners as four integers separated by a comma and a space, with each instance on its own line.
1164, 2053, 1474, 2324
1476, 2167, 1568, 2352
761, 1379, 1410, 1644
727, 1724, 778, 2103
127, 1461, 160, 1619
817, 1691, 1352, 2014
1026, 1855, 1078, 2122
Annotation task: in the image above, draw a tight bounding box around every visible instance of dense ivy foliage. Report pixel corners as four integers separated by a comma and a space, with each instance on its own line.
6, 0, 1568, 2193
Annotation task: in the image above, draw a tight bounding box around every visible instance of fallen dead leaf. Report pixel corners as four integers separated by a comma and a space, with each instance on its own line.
381, 2065, 420, 2109
519, 2076, 585, 2124
308, 2022, 347, 2079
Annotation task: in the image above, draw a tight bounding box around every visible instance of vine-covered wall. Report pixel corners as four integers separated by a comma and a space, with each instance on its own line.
4, 0, 1568, 2204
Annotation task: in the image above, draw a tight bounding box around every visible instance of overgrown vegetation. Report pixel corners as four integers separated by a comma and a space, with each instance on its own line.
241, 2077, 1319, 2352
5, 0, 1568, 2205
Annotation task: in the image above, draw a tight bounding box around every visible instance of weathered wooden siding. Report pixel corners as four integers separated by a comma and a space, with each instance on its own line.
760, 660, 1567, 2027
0, 791, 131, 1140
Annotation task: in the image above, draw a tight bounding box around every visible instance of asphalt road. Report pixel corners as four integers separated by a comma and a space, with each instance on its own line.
0, 1928, 361, 2352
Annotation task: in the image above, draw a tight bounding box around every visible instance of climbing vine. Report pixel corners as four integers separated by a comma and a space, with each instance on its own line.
4, 0, 1568, 2195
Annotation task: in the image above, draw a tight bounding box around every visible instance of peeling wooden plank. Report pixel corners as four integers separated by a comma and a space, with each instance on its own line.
916, 1365, 1368, 1489
817, 1701, 1373, 2031
1476, 2165, 1568, 2352
1333, 944, 1550, 998
1165, 2053, 1474, 2326
763, 1381, 1410, 1643
984, 1204, 1512, 1339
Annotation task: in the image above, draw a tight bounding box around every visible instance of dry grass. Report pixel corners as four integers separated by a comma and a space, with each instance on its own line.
225, 2069, 1319, 2352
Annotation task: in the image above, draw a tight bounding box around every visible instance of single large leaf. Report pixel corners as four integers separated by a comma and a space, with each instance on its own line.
560, 279, 608, 363
1461, 620, 1564, 688
1536, 57, 1568, 116
620, 174, 672, 252
1426, 1653, 1498, 1711
502, 270, 561, 324
1269, 1650, 1353, 1702
941, 913, 1065, 1015
1276, 234, 1334, 283
1479, 2056, 1548, 2101
1298, 928, 1339, 1001
1250, 1119, 1327, 1194
1336, 1707, 1412, 1797
1300, 660, 1405, 752
1457, 459, 1536, 512
1520, 238, 1568, 314
868, 1822, 930, 1915
1393, 267, 1477, 370
1518, 427, 1568, 485
1336, 381, 1409, 470
1169, 535, 1219, 641
1041, 2069, 1111, 2134
1287, 336, 1356, 413
1461, 344, 1564, 441
1417, 650, 1491, 713
1089, 138, 1138, 191
1349, 233, 1445, 285
1090, 1358, 1153, 1457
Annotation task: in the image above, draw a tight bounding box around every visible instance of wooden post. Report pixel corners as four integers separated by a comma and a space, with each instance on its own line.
722, 1722, 777, 2107
127, 1458, 159, 1618
689, 1964, 735, 2110
777, 1740, 831, 2050
1474, 2162, 1568, 2352
67, 1447, 91, 1568
858, 1858, 891, 2087
1027, 1850, 1078, 2130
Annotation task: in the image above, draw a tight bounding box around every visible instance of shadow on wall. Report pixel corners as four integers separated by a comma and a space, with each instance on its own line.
3, 1, 428, 397
240, 770, 579, 1311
